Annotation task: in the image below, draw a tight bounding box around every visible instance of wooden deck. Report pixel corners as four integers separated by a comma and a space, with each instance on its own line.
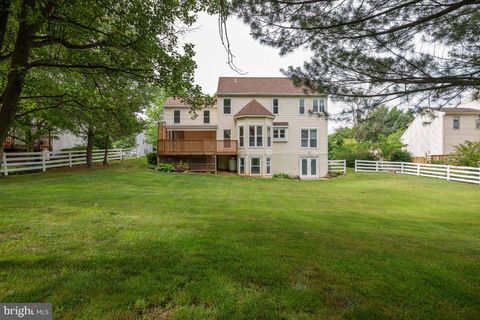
157, 139, 238, 156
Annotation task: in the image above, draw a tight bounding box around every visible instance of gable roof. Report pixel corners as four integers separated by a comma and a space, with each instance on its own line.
217, 77, 316, 96
441, 107, 480, 115
234, 99, 274, 119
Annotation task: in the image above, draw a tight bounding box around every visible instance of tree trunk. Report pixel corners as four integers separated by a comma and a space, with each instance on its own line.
103, 135, 109, 166
86, 127, 95, 168
0, 0, 38, 157
0, 0, 11, 51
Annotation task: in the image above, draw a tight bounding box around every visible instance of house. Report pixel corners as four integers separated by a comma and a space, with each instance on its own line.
157, 77, 329, 178
401, 103, 480, 157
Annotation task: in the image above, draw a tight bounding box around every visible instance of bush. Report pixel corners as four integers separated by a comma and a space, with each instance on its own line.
146, 152, 157, 166
173, 161, 189, 173
389, 149, 412, 162
273, 173, 294, 180
330, 139, 377, 167
452, 141, 480, 167
157, 163, 175, 172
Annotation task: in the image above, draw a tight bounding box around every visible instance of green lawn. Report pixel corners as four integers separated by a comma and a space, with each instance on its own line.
0, 158, 479, 320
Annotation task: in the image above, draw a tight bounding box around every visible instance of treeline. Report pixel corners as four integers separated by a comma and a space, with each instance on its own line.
329, 106, 414, 166
0, 1, 216, 167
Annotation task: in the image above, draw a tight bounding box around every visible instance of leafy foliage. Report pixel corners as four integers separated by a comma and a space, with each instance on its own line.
157, 163, 175, 173
227, 1, 480, 105
389, 149, 413, 163
452, 141, 480, 167
329, 106, 413, 164
146, 152, 158, 166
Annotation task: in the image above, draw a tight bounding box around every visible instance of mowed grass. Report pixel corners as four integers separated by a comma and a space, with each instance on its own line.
0, 158, 479, 320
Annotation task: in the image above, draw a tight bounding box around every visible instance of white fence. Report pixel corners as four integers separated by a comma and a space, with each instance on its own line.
1, 149, 137, 176
328, 160, 346, 174
355, 160, 480, 185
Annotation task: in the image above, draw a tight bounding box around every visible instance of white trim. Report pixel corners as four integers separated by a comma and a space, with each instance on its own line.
250, 156, 262, 175
248, 125, 264, 148
273, 127, 288, 142
273, 98, 279, 115
300, 128, 319, 148
238, 156, 245, 175
299, 157, 320, 178
223, 98, 232, 115
173, 109, 181, 124
299, 98, 305, 115
238, 125, 245, 148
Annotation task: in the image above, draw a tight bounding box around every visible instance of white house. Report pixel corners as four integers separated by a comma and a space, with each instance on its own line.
158, 77, 329, 179
401, 102, 480, 157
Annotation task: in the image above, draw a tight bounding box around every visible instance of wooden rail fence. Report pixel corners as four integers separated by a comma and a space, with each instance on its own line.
355, 160, 480, 185
1, 149, 137, 176
328, 160, 347, 174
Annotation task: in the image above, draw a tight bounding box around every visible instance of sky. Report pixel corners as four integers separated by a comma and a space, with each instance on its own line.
182, 13, 346, 132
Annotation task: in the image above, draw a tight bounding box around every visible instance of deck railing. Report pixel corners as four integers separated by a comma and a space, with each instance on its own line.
157, 139, 237, 155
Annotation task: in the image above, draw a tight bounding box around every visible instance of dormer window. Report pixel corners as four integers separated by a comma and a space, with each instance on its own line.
223, 99, 231, 114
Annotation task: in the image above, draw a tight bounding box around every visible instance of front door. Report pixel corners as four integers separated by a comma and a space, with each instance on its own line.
300, 157, 318, 178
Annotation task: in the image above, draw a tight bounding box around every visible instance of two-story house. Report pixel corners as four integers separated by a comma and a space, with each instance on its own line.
401, 105, 480, 157
157, 77, 328, 178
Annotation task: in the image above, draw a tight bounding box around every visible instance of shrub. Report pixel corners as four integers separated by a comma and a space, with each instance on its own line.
389, 149, 412, 162
157, 163, 175, 172
146, 152, 157, 166
330, 139, 377, 167
273, 173, 294, 180
174, 161, 189, 173
452, 141, 480, 167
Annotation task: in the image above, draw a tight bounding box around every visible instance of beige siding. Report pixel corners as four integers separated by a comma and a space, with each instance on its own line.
401, 112, 444, 156
219, 96, 328, 178
443, 114, 480, 154
163, 106, 217, 126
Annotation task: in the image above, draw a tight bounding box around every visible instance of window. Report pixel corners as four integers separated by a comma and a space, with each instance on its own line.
319, 99, 325, 112
273, 127, 287, 141
266, 158, 271, 175
453, 117, 460, 130
239, 157, 245, 174
173, 110, 180, 124
223, 99, 231, 114
249, 125, 263, 147
300, 158, 318, 177
301, 129, 318, 148
223, 129, 231, 140
476, 116, 480, 130
239, 126, 244, 147
250, 157, 261, 175
267, 126, 272, 147
313, 99, 319, 113
299, 99, 305, 114
273, 98, 279, 114
203, 110, 210, 124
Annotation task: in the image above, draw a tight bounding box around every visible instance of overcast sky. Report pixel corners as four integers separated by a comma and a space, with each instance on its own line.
182, 13, 346, 132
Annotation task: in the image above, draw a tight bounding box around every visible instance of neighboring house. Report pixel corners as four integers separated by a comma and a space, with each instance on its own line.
158, 77, 329, 178
402, 104, 480, 157
135, 132, 154, 156
51, 132, 86, 151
